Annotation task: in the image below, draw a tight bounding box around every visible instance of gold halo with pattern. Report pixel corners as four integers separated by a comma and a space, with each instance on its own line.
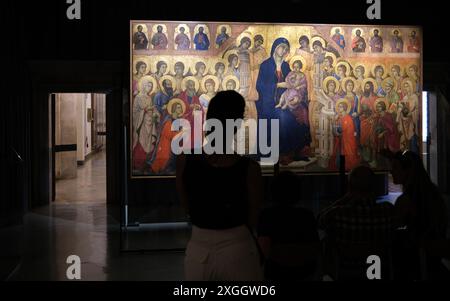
382, 77, 398, 93
193, 24, 210, 36
401, 78, 416, 94
311, 36, 326, 48
335, 60, 351, 77
322, 76, 340, 94
388, 64, 403, 77
133, 56, 152, 75
374, 98, 390, 111
172, 60, 190, 77
201, 75, 220, 93
181, 76, 200, 93
174, 24, 190, 35
352, 27, 365, 37
324, 52, 337, 66
166, 98, 186, 115
209, 58, 228, 75
152, 24, 168, 34
237, 31, 253, 46
133, 23, 150, 35
391, 29, 402, 37
222, 75, 240, 91
362, 78, 377, 91
330, 26, 344, 37
405, 63, 420, 78
138, 76, 158, 95
370, 28, 382, 37
353, 63, 367, 77
189, 59, 210, 76
335, 98, 351, 114
342, 77, 357, 93
371, 63, 387, 79
224, 49, 240, 66
152, 58, 171, 75
158, 75, 177, 91
289, 55, 307, 72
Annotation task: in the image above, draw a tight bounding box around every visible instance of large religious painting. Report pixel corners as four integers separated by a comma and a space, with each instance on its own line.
130, 21, 422, 178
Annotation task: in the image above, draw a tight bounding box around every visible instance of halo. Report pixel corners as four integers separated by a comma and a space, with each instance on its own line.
342, 77, 357, 93
374, 98, 389, 111
352, 27, 364, 37
372, 63, 387, 78
330, 26, 344, 37
172, 60, 189, 77
391, 29, 402, 36
224, 49, 239, 66
382, 77, 398, 92
322, 76, 340, 94
362, 78, 377, 91
181, 76, 200, 93
401, 78, 416, 94
166, 98, 186, 116
209, 58, 228, 74
133, 56, 152, 75
138, 76, 158, 95
158, 75, 176, 92
324, 52, 337, 66
237, 31, 253, 46
336, 60, 351, 77
289, 55, 307, 72
405, 63, 420, 77
152, 24, 168, 34
388, 64, 403, 77
175, 24, 190, 35
133, 23, 149, 35
201, 75, 220, 93
222, 75, 240, 91
311, 36, 326, 48
353, 63, 366, 76
194, 24, 210, 36
190, 59, 209, 76
370, 28, 382, 36
152, 59, 170, 75
335, 98, 351, 114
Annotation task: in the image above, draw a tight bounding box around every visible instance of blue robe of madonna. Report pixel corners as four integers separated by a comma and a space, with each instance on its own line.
256, 38, 311, 158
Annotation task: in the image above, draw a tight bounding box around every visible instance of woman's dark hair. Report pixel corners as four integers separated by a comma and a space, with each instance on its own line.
392, 150, 448, 239
205, 91, 245, 149
271, 171, 300, 205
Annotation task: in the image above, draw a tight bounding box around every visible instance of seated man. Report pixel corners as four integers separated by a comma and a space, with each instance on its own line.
318, 165, 396, 279
258, 171, 320, 280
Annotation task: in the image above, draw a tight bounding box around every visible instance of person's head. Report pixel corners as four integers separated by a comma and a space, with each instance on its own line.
338, 101, 348, 115
221, 26, 227, 34
157, 25, 163, 33
135, 61, 147, 75
335, 28, 340, 34
391, 65, 401, 77
356, 29, 361, 37
171, 102, 183, 119
299, 35, 310, 49
355, 65, 365, 78
228, 54, 238, 67
226, 79, 236, 91
174, 62, 185, 76
375, 66, 384, 78
141, 79, 153, 94
199, 27, 204, 33
179, 26, 185, 33
157, 61, 167, 74
410, 30, 416, 38
348, 165, 376, 198
373, 29, 379, 36
324, 56, 334, 67
215, 62, 225, 74
409, 65, 418, 76
312, 41, 323, 52
137, 25, 143, 32
240, 37, 251, 49
345, 79, 354, 93
185, 80, 196, 93
271, 171, 301, 205
393, 30, 399, 37
337, 65, 347, 77
292, 60, 303, 72
403, 81, 412, 95
376, 100, 387, 113
385, 80, 394, 93
275, 43, 289, 58
364, 81, 374, 95
205, 79, 216, 93
205, 90, 245, 149
327, 80, 336, 94
163, 79, 173, 95
254, 35, 264, 48
195, 62, 206, 75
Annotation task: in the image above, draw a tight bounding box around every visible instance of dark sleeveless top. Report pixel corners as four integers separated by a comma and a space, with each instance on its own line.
183, 154, 250, 230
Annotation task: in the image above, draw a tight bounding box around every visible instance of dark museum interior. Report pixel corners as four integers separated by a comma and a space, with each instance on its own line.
1, 0, 450, 283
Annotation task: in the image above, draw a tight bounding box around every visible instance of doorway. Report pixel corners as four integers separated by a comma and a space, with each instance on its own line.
51, 93, 107, 203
